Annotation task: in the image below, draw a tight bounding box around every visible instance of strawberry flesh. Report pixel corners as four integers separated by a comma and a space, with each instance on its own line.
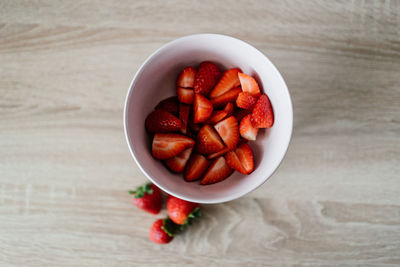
238, 73, 261, 96
152, 133, 194, 160
200, 156, 233, 185
236, 92, 259, 110
225, 150, 247, 174
195, 125, 225, 155
179, 103, 190, 134
177, 87, 194, 104
209, 68, 241, 98
193, 93, 213, 123
214, 116, 239, 150
145, 110, 182, 133
239, 114, 259, 141
177, 67, 197, 88
165, 147, 193, 173
184, 153, 209, 181
235, 143, 254, 174
210, 87, 242, 107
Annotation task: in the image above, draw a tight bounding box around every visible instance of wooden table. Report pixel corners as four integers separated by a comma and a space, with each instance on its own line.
1, 1, 399, 266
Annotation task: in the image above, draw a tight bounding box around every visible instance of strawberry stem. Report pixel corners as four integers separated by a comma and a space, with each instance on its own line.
129, 183, 153, 198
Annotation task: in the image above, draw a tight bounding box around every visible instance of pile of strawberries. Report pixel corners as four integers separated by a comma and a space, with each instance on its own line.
145, 61, 274, 185
129, 183, 201, 244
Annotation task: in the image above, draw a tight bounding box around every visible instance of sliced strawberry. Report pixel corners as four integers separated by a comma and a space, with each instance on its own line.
184, 154, 209, 181
207, 147, 230, 160
200, 156, 233, 185
235, 143, 254, 174
210, 87, 242, 107
207, 110, 228, 124
209, 68, 241, 98
238, 73, 261, 96
145, 110, 182, 133
193, 93, 213, 123
193, 61, 221, 95
225, 150, 247, 174
236, 92, 259, 110
214, 116, 239, 150
177, 67, 197, 88
239, 114, 258, 141
233, 108, 252, 122
152, 133, 194, 160
251, 94, 274, 128
155, 96, 179, 116
165, 147, 193, 173
223, 102, 235, 116
195, 125, 225, 155
179, 103, 190, 134
177, 87, 194, 104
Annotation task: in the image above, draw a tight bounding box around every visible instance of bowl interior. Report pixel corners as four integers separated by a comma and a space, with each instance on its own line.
125, 34, 292, 203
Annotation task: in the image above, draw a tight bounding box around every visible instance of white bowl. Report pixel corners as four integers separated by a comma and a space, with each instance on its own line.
124, 34, 293, 204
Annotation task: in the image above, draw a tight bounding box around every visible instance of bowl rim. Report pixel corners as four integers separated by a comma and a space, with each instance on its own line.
123, 33, 293, 204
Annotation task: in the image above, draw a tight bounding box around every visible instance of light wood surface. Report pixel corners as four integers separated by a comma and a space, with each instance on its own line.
1, 1, 399, 266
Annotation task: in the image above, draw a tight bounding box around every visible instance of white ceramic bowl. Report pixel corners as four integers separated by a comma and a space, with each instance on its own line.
124, 34, 293, 204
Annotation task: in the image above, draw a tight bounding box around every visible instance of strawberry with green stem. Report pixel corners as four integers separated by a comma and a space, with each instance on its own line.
167, 195, 202, 228
129, 183, 162, 214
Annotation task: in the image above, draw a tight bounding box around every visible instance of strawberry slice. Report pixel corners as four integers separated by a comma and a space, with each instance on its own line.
195, 125, 225, 155
193, 61, 221, 95
225, 150, 247, 174
179, 103, 190, 134
210, 87, 242, 107
236, 92, 259, 110
223, 102, 235, 116
152, 133, 194, 160
145, 110, 182, 133
251, 94, 274, 128
200, 156, 233, 185
155, 96, 179, 116
207, 147, 230, 160
177, 87, 194, 104
214, 116, 239, 150
235, 143, 254, 174
193, 93, 213, 123
207, 110, 228, 124
238, 73, 261, 96
177, 67, 197, 88
184, 154, 209, 181
233, 108, 252, 122
165, 147, 193, 173
239, 114, 258, 141
209, 68, 241, 98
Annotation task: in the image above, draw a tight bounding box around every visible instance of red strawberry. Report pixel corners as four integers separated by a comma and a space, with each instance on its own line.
210, 87, 242, 107
200, 156, 233, 185
155, 96, 179, 116
236, 92, 259, 110
152, 133, 194, 160
184, 154, 209, 181
193, 93, 213, 123
177, 87, 194, 104
149, 218, 175, 244
235, 143, 254, 174
239, 114, 259, 141
224, 102, 235, 116
207, 147, 230, 160
167, 195, 201, 225
209, 68, 241, 98
165, 147, 193, 173
207, 110, 228, 124
238, 73, 261, 96
195, 125, 225, 155
179, 103, 190, 134
193, 61, 221, 95
145, 110, 182, 133
214, 116, 239, 150
129, 183, 162, 214
225, 150, 247, 174
177, 67, 197, 88
251, 94, 274, 128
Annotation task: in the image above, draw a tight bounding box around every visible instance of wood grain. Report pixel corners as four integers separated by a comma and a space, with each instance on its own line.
0, 0, 399, 266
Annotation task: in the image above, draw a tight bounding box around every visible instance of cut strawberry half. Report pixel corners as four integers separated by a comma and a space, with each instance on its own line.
238, 73, 261, 96
193, 93, 213, 123
195, 125, 225, 155
193, 61, 221, 95
145, 110, 182, 133
239, 114, 258, 141
200, 156, 233, 185
209, 68, 241, 98
177, 87, 194, 104
207, 110, 228, 124
225, 150, 247, 174
223, 102, 235, 116
155, 96, 179, 116
179, 103, 190, 134
207, 147, 230, 160
165, 147, 193, 173
236, 92, 259, 110
214, 116, 239, 150
184, 154, 209, 181
251, 94, 274, 128
210, 87, 242, 107
235, 143, 254, 174
152, 133, 195, 160
177, 67, 197, 88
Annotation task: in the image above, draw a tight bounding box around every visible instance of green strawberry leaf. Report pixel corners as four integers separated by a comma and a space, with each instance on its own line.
129, 183, 153, 198
180, 207, 201, 231
161, 217, 181, 237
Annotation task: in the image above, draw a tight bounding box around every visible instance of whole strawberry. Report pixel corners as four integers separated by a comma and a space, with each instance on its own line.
149, 218, 180, 244
129, 183, 162, 214
193, 61, 221, 95
167, 195, 201, 226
